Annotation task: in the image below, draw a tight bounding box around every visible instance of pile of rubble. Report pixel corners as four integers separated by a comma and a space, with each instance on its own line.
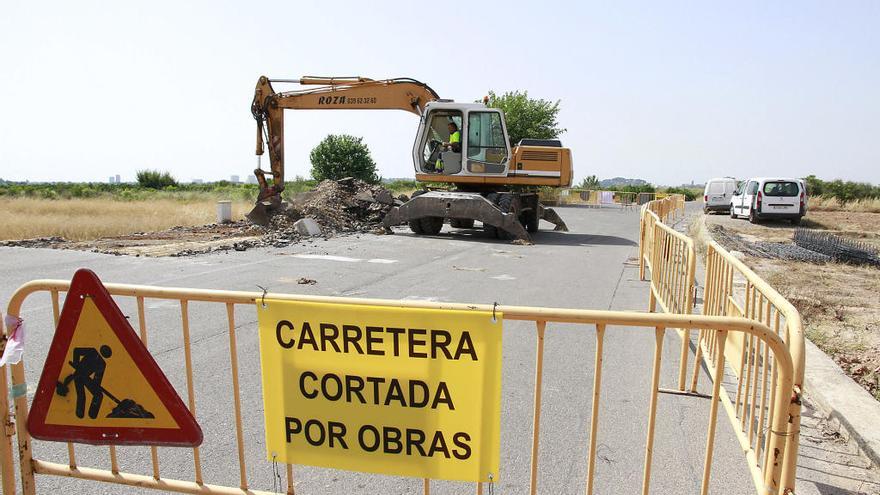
263, 178, 404, 238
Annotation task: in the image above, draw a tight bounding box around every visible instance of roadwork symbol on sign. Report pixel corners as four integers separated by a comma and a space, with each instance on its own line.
27, 269, 203, 447
258, 300, 503, 483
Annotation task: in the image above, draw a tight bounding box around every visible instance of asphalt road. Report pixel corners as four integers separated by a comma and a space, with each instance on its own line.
0, 205, 754, 494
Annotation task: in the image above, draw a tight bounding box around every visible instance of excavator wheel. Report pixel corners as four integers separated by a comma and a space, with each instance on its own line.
407, 190, 426, 233
407, 190, 436, 235
525, 210, 540, 233
419, 217, 444, 235
450, 218, 475, 229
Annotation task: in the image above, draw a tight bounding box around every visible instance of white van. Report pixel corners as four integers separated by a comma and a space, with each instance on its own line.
703, 177, 738, 213
729, 177, 806, 225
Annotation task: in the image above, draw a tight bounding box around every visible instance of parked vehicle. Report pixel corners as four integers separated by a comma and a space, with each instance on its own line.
729, 177, 806, 225
703, 177, 738, 214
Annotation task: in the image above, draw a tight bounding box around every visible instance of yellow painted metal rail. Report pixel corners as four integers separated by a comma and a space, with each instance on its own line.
2, 279, 795, 495
638, 196, 802, 494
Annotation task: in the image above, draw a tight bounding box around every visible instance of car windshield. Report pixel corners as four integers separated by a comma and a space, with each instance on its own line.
762, 181, 799, 197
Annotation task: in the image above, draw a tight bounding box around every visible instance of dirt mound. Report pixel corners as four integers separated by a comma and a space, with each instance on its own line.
285, 178, 399, 232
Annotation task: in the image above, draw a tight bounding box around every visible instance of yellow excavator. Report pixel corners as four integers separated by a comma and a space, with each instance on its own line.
250, 76, 572, 240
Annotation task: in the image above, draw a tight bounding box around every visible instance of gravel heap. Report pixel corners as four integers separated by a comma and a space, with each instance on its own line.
261, 178, 400, 229
243, 178, 404, 249
290, 178, 401, 231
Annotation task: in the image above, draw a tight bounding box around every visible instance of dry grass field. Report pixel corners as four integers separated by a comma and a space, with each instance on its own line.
808, 196, 880, 213
0, 197, 251, 241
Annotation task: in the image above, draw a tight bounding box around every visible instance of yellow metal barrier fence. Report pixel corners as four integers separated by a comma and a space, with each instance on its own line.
640, 206, 697, 392
697, 241, 805, 491
638, 196, 803, 494
1, 280, 796, 495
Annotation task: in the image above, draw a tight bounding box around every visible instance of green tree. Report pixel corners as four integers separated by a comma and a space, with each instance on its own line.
136, 170, 177, 189
483, 90, 566, 145
577, 175, 600, 189
803, 175, 824, 197
310, 134, 379, 183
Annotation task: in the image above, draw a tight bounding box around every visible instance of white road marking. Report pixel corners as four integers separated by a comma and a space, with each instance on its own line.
294, 254, 361, 262
292, 254, 398, 264
491, 274, 516, 281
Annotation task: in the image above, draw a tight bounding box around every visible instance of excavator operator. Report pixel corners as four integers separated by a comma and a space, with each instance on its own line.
444, 122, 462, 152
435, 122, 461, 173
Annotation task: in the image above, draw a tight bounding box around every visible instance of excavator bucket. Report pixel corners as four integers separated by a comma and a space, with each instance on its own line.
246, 195, 285, 227
246, 201, 271, 226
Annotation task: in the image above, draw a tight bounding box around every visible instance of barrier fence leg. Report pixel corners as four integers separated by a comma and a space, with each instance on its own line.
585, 324, 606, 495
529, 321, 547, 495
701, 330, 728, 495
641, 326, 666, 495
0, 314, 16, 495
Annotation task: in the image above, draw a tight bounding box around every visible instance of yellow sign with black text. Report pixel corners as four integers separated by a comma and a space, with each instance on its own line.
257, 300, 502, 482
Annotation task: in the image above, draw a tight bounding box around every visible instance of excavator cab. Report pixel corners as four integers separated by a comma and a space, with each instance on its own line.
413, 102, 510, 177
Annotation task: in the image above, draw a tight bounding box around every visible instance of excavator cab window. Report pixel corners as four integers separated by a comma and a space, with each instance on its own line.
466, 111, 508, 174
421, 111, 462, 174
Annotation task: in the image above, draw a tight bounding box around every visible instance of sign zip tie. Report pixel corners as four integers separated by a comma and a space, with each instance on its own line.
487, 473, 494, 495
257, 285, 269, 309
492, 302, 498, 323
271, 453, 281, 494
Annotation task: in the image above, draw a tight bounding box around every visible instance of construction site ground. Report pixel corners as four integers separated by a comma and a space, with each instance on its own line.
0, 205, 877, 494
700, 209, 880, 405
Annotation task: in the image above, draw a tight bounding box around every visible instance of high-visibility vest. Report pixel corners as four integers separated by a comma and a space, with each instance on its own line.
450, 130, 461, 144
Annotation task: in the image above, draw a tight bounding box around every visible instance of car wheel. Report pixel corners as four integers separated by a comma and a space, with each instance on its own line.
791, 216, 802, 226
749, 209, 758, 224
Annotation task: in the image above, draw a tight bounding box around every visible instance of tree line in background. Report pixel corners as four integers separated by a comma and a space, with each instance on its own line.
574, 174, 698, 200
803, 175, 880, 202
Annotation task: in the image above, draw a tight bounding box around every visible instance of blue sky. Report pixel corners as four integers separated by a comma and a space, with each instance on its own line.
1, 1, 877, 186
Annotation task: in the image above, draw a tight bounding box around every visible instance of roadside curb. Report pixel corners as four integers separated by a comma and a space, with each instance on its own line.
803, 339, 880, 467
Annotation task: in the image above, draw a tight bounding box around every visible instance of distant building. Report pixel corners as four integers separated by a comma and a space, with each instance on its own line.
109, 176, 115, 184
192, 179, 204, 184
246, 175, 257, 184
115, 174, 121, 184
230, 175, 240, 183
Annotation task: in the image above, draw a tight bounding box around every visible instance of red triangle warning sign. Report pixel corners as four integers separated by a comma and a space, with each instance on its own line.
27, 269, 203, 447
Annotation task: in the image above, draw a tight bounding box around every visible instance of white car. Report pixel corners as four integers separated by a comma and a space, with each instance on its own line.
703, 177, 738, 214
729, 177, 806, 225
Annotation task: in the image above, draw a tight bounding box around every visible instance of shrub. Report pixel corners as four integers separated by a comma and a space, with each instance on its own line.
310, 135, 379, 183
663, 186, 698, 201
136, 170, 178, 189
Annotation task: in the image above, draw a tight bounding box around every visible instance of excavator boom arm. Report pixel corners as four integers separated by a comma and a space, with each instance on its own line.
251, 76, 439, 204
